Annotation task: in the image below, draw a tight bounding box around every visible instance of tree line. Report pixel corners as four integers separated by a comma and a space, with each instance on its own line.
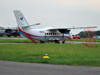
77, 30, 100, 38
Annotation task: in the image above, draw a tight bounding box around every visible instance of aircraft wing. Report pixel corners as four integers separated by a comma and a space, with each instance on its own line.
46, 26, 97, 31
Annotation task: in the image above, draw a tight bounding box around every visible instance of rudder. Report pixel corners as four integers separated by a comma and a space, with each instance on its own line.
13, 10, 29, 30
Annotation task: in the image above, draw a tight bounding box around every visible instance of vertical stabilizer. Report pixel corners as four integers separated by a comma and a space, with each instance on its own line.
13, 10, 29, 30
13, 10, 38, 44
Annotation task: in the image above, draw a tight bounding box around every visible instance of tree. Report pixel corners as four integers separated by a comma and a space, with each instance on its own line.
78, 30, 100, 38
78, 31, 84, 38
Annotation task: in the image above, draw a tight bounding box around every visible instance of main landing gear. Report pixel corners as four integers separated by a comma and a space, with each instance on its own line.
55, 40, 65, 44
62, 40, 65, 44
55, 40, 60, 44
40, 41, 45, 43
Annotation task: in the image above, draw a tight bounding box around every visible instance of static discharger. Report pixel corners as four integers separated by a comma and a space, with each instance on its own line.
43, 54, 49, 58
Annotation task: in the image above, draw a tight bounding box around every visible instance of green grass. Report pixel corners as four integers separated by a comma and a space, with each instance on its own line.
0, 38, 100, 43
0, 44, 100, 66
0, 39, 32, 43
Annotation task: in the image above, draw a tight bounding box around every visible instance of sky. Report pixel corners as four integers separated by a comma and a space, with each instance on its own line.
0, 0, 100, 34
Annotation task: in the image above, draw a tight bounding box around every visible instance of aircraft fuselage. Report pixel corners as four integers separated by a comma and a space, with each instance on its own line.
19, 27, 72, 42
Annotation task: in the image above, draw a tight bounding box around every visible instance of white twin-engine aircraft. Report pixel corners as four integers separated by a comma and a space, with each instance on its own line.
13, 10, 96, 44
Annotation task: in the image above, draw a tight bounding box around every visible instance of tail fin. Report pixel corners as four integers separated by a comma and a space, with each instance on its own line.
13, 10, 29, 30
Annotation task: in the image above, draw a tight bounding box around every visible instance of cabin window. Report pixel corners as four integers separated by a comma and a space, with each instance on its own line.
45, 33, 61, 35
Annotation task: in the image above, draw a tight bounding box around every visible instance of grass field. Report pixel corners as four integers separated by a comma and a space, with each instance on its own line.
0, 38, 100, 43
0, 43, 100, 66
0, 39, 32, 43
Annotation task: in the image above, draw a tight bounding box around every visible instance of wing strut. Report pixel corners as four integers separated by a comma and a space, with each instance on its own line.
25, 33, 37, 44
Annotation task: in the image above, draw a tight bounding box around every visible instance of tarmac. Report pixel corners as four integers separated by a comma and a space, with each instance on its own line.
0, 60, 100, 75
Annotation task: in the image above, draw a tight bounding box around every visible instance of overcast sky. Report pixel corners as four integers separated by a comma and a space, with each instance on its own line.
0, 0, 100, 34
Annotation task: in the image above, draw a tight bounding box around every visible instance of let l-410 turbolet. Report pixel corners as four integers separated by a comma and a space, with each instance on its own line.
13, 10, 97, 44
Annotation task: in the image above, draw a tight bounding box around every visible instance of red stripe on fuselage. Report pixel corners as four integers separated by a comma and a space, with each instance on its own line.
18, 26, 71, 39
18, 26, 42, 37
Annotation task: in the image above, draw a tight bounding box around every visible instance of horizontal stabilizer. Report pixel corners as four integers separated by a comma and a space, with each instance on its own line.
22, 23, 41, 28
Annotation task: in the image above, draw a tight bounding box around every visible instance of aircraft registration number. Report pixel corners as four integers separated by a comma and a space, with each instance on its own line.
39, 31, 44, 33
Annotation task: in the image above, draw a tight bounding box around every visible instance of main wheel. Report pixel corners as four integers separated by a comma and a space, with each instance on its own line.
62, 41, 65, 44
55, 40, 59, 44
40, 41, 45, 43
